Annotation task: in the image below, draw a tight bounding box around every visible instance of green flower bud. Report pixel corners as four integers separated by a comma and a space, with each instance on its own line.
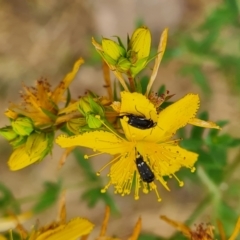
0, 126, 18, 141
86, 114, 102, 129
67, 118, 87, 134
10, 135, 27, 148
26, 132, 54, 161
129, 26, 151, 60
11, 117, 34, 136
102, 38, 125, 61
78, 97, 92, 116
8, 132, 54, 170
117, 57, 131, 72
128, 26, 151, 76
78, 95, 104, 118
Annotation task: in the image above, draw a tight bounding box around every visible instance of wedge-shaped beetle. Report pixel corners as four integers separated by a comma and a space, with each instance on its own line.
136, 153, 155, 183
119, 114, 156, 129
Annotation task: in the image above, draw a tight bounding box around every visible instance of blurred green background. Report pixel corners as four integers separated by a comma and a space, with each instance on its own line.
0, 0, 240, 239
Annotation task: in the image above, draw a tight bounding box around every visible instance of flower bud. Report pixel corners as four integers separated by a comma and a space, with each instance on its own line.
67, 118, 87, 134
11, 117, 34, 136
78, 97, 92, 116
78, 96, 104, 118
86, 114, 102, 129
25, 132, 54, 161
117, 57, 131, 72
101, 38, 125, 62
128, 26, 151, 76
10, 135, 27, 148
0, 126, 18, 141
92, 37, 130, 73
8, 132, 54, 170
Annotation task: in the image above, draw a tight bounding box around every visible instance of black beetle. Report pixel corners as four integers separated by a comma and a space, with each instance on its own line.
119, 114, 156, 130
136, 153, 155, 183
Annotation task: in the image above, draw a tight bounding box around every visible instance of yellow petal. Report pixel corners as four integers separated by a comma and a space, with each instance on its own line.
229, 217, 240, 240
0, 211, 32, 232
188, 118, 221, 129
144, 94, 200, 143
56, 131, 132, 155
112, 71, 129, 92
129, 218, 142, 240
138, 142, 198, 177
0, 236, 7, 240
36, 218, 94, 240
99, 206, 110, 237
120, 91, 158, 121
111, 101, 121, 113
146, 28, 168, 96
160, 216, 191, 238
52, 58, 84, 103
8, 145, 40, 171
130, 26, 151, 59
92, 37, 103, 51
4, 109, 18, 119
58, 101, 79, 115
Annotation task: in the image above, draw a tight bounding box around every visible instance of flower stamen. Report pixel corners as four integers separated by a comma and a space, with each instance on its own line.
172, 173, 184, 187
96, 154, 122, 176
150, 183, 162, 202
84, 152, 104, 159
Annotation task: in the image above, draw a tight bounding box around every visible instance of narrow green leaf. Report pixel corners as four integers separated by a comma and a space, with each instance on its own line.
33, 181, 61, 213
65, 88, 71, 107
0, 183, 20, 213
180, 65, 211, 95
157, 85, 166, 95
41, 107, 58, 121
139, 76, 149, 94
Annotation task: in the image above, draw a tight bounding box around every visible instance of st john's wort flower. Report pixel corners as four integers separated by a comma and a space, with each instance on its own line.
10, 194, 94, 240
160, 215, 240, 240
4, 58, 84, 128
56, 91, 220, 201
1, 59, 84, 170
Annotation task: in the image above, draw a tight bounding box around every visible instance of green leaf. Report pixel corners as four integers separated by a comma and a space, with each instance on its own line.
65, 88, 71, 107
199, 6, 233, 30
200, 29, 219, 52
81, 187, 119, 214
217, 201, 239, 236
73, 148, 118, 213
183, 36, 200, 53
0, 183, 20, 213
180, 138, 202, 151
33, 180, 61, 213
157, 85, 166, 95
74, 148, 98, 182
41, 107, 58, 122
225, 0, 239, 23
180, 65, 211, 95
114, 36, 126, 53
139, 76, 149, 94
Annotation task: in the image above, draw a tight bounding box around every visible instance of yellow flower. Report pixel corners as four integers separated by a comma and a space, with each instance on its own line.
12, 194, 94, 240
56, 91, 220, 201
160, 215, 240, 240
5, 58, 84, 128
